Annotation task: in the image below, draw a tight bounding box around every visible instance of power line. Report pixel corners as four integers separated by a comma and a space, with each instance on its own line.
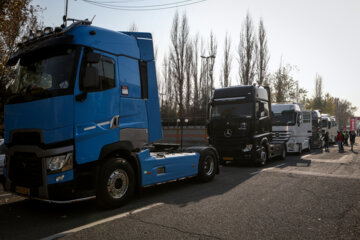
81, 0, 207, 11
84, 0, 196, 8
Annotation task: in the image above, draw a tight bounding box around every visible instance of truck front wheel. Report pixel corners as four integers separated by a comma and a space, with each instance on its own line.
96, 157, 135, 209
197, 150, 216, 182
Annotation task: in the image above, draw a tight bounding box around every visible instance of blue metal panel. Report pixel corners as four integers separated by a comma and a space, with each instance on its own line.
118, 57, 141, 98
119, 98, 148, 130
47, 170, 74, 185
121, 32, 153, 39
3, 168, 6, 177
74, 89, 120, 164
136, 38, 155, 61
74, 50, 120, 165
4, 95, 74, 144
137, 149, 199, 186
68, 26, 140, 60
146, 61, 163, 143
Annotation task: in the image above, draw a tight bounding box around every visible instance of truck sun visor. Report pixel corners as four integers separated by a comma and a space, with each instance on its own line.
7, 35, 74, 66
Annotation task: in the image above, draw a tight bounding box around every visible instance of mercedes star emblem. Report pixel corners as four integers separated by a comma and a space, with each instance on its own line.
224, 128, 232, 138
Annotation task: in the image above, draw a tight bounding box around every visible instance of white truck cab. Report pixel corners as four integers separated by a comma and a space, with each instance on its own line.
272, 103, 312, 153
321, 114, 337, 143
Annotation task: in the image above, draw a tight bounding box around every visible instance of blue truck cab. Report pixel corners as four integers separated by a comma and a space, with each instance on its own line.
3, 20, 218, 208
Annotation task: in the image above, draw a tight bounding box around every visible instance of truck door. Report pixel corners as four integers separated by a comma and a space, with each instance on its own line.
74, 50, 120, 165
302, 111, 312, 138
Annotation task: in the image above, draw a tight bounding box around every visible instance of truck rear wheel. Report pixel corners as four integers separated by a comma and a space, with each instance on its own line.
96, 157, 135, 209
197, 150, 216, 182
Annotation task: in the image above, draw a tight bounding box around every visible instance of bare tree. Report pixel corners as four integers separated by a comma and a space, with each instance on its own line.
256, 19, 269, 86
238, 12, 257, 85
185, 42, 193, 115
221, 33, 232, 87
128, 21, 138, 31
160, 54, 176, 118
191, 34, 200, 113
335, 98, 357, 129
169, 12, 189, 120
207, 31, 217, 94
311, 73, 323, 109
199, 38, 207, 112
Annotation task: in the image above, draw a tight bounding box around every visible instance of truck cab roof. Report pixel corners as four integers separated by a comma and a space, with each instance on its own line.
212, 85, 269, 102
272, 103, 301, 113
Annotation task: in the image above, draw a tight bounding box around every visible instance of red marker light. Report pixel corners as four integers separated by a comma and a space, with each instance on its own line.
148, 171, 151, 175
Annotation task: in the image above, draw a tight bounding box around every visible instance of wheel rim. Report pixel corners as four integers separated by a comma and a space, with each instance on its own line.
107, 169, 129, 199
203, 155, 215, 176
260, 147, 267, 164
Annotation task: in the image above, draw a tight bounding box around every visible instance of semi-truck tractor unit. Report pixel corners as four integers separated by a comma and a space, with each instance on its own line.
2, 20, 219, 208
321, 114, 337, 143
311, 110, 323, 148
207, 86, 286, 166
272, 103, 312, 154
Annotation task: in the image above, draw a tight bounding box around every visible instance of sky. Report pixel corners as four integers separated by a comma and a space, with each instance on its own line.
32, 0, 360, 115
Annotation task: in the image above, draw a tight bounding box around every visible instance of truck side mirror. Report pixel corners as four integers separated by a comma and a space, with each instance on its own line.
297, 113, 301, 126
83, 66, 100, 89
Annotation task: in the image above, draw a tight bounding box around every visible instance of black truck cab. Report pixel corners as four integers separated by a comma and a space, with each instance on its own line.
208, 85, 284, 166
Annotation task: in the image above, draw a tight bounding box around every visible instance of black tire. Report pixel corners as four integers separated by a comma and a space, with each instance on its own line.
197, 150, 217, 182
256, 144, 268, 167
280, 145, 286, 160
297, 144, 302, 155
96, 157, 135, 209
307, 141, 311, 152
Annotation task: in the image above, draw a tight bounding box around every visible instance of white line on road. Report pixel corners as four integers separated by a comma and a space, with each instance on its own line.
0, 193, 12, 197
41, 202, 164, 240
302, 154, 351, 164
250, 163, 286, 175
265, 168, 360, 180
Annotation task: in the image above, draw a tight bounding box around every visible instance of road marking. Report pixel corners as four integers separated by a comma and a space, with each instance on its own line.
0, 193, 12, 197
302, 155, 351, 164
265, 168, 360, 180
250, 163, 286, 175
41, 202, 164, 240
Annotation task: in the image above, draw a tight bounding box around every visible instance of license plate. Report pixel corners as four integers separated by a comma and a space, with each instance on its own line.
223, 157, 234, 161
16, 186, 30, 195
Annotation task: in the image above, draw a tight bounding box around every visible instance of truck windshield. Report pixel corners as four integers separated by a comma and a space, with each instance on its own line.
211, 103, 253, 118
322, 119, 328, 128
8, 46, 79, 103
272, 110, 296, 126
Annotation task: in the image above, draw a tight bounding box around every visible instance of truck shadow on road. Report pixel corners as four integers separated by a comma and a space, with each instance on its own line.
0, 166, 256, 240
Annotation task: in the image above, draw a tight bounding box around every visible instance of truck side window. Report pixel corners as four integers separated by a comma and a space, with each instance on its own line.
263, 102, 269, 117
258, 102, 269, 118
96, 57, 115, 91
81, 55, 115, 92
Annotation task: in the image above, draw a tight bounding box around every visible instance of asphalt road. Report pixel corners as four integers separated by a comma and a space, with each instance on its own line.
1, 143, 360, 240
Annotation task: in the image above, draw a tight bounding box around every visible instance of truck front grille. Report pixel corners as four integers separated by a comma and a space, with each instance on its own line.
9, 153, 43, 188
272, 131, 291, 142
212, 137, 246, 151
11, 132, 41, 145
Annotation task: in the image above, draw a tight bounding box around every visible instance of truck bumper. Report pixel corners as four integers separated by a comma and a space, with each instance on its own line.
4, 144, 96, 202
4, 173, 95, 202
218, 149, 256, 163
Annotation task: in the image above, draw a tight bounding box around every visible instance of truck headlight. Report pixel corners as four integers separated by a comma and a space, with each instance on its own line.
46, 152, 73, 173
239, 122, 247, 129
243, 144, 253, 152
